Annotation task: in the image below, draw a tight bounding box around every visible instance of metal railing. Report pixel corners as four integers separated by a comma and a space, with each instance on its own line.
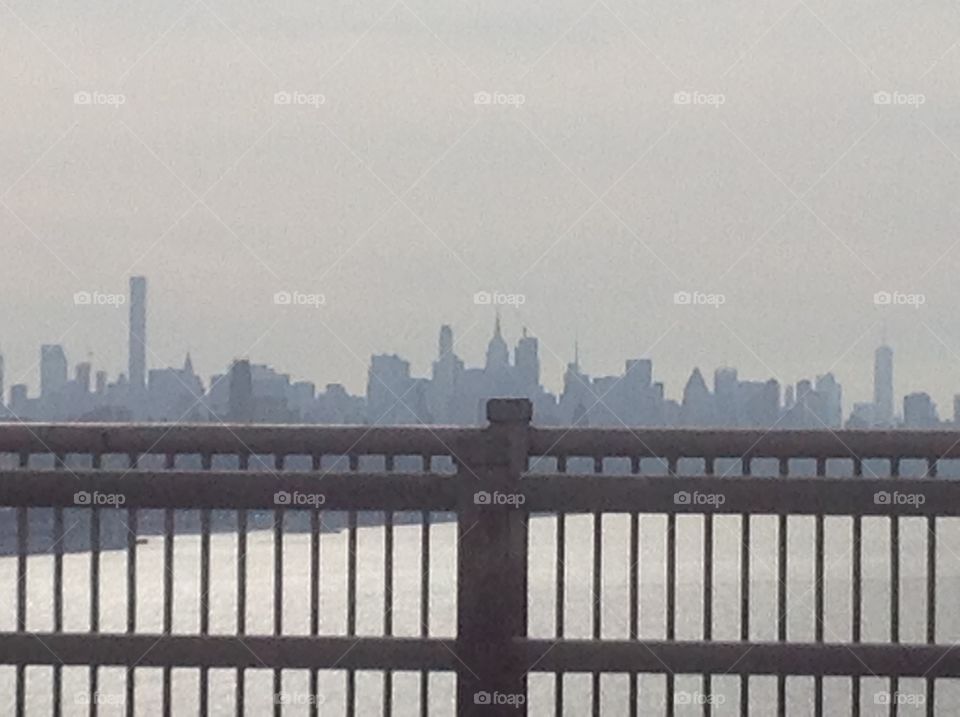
1, 398, 960, 714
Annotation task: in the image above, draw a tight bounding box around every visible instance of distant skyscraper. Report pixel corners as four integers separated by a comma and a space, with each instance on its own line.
484, 314, 509, 373
903, 392, 937, 428
129, 276, 147, 394
0, 348, 4, 406
40, 345, 68, 398
874, 345, 894, 426
75, 362, 92, 394
228, 359, 253, 422
514, 328, 540, 389
815, 373, 843, 428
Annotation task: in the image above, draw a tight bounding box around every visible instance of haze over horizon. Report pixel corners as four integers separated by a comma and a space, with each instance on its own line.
4, 1, 960, 408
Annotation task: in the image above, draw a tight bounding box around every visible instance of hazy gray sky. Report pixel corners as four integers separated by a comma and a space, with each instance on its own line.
3, 0, 960, 410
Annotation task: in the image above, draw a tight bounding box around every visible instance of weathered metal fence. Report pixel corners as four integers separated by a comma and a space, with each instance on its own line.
1, 398, 960, 714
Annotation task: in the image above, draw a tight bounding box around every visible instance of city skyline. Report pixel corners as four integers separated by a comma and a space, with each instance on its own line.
0, 275, 953, 429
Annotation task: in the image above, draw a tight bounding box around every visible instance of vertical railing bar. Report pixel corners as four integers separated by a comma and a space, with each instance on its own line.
237, 505, 247, 717
629, 453, 641, 717
666, 455, 678, 717
163, 501, 174, 717
814, 458, 826, 717
200, 504, 211, 717
55, 448, 65, 717
591, 455, 602, 717
741, 456, 752, 717
15, 505, 27, 717
384, 507, 395, 717
889, 458, 901, 717
555, 452, 567, 717
384, 453, 395, 717
556, 507, 565, 716
926, 456, 937, 717
703, 456, 714, 717
53, 503, 64, 717
344, 454, 360, 717
420, 508, 430, 717
126, 500, 137, 717
852, 457, 863, 717
90, 498, 101, 717
776, 458, 788, 717
274, 454, 285, 717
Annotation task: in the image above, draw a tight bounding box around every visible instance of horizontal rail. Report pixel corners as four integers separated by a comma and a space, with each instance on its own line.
0, 423, 474, 458
530, 426, 960, 460
0, 470, 458, 511
521, 474, 960, 515
522, 639, 960, 677
0, 633, 457, 670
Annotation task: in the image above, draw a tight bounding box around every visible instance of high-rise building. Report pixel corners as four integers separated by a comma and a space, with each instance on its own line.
514, 328, 540, 389
903, 392, 937, 428
75, 362, 92, 394
0, 347, 4, 407
874, 345, 894, 426
129, 276, 147, 394
815, 373, 843, 428
40, 345, 68, 398
228, 359, 253, 422
484, 314, 509, 373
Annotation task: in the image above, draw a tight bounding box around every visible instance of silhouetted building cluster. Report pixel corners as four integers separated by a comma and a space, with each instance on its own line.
0, 278, 952, 430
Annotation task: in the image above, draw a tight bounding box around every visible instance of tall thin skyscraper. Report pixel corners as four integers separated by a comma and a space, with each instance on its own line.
874, 344, 894, 426
0, 347, 4, 406
129, 276, 147, 393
